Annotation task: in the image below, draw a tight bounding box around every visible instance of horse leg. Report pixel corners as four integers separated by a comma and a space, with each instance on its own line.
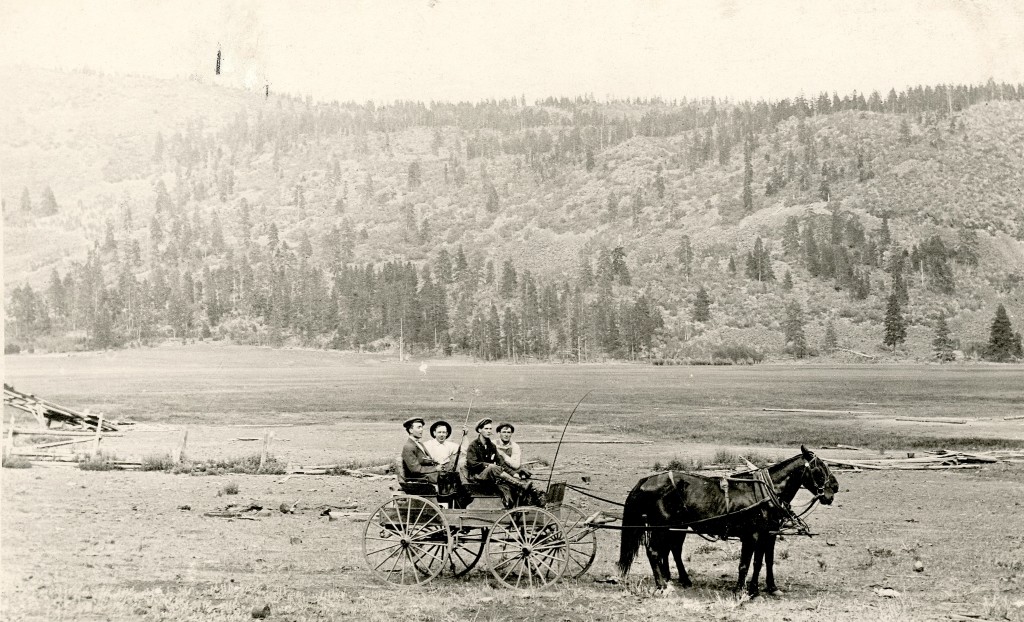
764, 534, 781, 595
644, 535, 668, 591
747, 533, 765, 597
672, 533, 692, 588
735, 537, 754, 593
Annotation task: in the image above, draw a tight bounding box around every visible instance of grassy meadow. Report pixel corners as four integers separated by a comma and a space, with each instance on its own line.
4, 343, 1023, 451
3, 343, 1024, 621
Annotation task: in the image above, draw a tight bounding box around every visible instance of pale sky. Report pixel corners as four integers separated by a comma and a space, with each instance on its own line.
1, 0, 1023, 103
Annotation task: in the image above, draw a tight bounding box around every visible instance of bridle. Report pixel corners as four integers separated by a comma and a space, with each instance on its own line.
801, 454, 834, 500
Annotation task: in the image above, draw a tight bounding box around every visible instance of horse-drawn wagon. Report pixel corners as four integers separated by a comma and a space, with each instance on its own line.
362, 445, 839, 593
362, 476, 597, 588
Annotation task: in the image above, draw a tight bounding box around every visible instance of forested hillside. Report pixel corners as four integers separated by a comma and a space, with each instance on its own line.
3, 68, 1023, 362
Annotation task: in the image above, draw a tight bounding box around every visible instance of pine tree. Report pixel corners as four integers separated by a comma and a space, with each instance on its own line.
39, 186, 59, 215
692, 286, 711, 323
20, 187, 31, 212
883, 291, 907, 352
782, 217, 801, 257
675, 235, 693, 281
823, 319, 838, 354
782, 270, 794, 291
742, 133, 754, 212
407, 161, 422, 189
783, 300, 809, 358
932, 313, 956, 362
986, 304, 1020, 361
484, 184, 499, 213
654, 164, 665, 200
606, 191, 618, 220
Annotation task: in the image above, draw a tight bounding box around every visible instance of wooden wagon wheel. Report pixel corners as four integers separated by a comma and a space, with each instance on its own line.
362, 495, 452, 586
447, 528, 488, 577
558, 504, 598, 578
485, 507, 568, 589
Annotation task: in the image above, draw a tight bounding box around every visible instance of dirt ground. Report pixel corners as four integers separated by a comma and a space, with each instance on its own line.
3, 423, 1023, 622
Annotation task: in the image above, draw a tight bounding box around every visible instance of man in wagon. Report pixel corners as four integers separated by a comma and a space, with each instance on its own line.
401, 417, 440, 484
465, 417, 543, 507
423, 420, 461, 471
494, 422, 525, 471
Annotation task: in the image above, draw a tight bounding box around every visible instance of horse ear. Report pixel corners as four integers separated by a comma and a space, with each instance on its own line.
801, 444, 812, 458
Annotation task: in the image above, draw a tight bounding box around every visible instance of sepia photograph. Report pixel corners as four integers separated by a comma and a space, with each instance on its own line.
2, 1, 1023, 620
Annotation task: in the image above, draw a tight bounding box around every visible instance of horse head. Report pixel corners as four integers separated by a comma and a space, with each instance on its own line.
800, 445, 839, 505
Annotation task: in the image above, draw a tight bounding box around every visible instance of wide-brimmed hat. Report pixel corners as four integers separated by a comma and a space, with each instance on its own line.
403, 417, 425, 431
495, 422, 515, 433
474, 417, 493, 432
429, 420, 452, 438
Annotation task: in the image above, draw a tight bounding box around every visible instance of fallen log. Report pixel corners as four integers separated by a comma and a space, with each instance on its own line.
894, 417, 967, 425
823, 458, 886, 470
836, 348, 876, 359
21, 438, 94, 450
762, 408, 877, 415
518, 440, 654, 444
1003, 415, 1024, 421
10, 429, 123, 437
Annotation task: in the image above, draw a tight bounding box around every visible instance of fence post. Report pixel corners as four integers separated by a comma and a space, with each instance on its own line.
259, 430, 275, 471
92, 411, 104, 459
173, 428, 189, 464
5, 414, 14, 455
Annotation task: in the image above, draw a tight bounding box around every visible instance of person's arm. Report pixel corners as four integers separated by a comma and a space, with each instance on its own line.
402, 442, 437, 477
509, 442, 523, 470
465, 440, 486, 475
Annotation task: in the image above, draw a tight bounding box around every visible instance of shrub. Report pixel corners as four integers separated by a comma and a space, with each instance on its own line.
2, 454, 32, 469
4, 343, 21, 355
140, 454, 175, 472
710, 344, 766, 364
175, 454, 287, 475
78, 451, 122, 471
220, 481, 240, 496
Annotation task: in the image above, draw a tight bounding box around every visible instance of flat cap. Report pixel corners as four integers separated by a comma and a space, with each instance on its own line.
474, 417, 493, 432
403, 417, 425, 431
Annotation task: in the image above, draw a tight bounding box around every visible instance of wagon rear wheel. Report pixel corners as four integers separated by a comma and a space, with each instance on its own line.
559, 504, 598, 578
362, 495, 451, 586
448, 528, 487, 577
485, 507, 567, 589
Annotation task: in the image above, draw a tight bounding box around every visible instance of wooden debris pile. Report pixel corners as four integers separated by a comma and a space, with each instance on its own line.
825, 450, 1023, 471
4, 383, 118, 431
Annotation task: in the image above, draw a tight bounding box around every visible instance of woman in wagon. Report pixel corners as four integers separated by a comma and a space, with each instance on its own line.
401, 417, 440, 484
465, 417, 543, 506
423, 420, 461, 471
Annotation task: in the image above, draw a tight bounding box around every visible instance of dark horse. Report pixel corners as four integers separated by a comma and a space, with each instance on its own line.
617, 445, 838, 596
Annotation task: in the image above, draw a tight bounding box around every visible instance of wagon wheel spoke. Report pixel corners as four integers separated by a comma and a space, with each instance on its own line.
448, 531, 486, 577
557, 504, 598, 578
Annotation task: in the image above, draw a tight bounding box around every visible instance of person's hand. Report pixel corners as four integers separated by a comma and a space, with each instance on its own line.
517, 469, 531, 480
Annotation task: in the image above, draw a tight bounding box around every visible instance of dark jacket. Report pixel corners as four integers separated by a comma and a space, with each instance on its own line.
402, 437, 438, 480
465, 436, 512, 476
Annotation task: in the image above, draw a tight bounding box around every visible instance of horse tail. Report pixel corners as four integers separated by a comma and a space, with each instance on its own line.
617, 479, 650, 577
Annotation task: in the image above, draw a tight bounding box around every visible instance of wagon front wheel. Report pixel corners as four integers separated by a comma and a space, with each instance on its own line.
362, 495, 451, 586
485, 507, 568, 589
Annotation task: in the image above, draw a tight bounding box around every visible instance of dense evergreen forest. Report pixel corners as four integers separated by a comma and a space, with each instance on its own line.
4, 71, 1024, 362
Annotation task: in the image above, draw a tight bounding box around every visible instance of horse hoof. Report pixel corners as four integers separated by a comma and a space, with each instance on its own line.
656, 585, 675, 596
767, 587, 783, 597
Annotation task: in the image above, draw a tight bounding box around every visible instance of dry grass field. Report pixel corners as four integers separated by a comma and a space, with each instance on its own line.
2, 343, 1023, 621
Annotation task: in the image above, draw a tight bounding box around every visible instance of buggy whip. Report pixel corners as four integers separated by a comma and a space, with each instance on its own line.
545, 391, 592, 496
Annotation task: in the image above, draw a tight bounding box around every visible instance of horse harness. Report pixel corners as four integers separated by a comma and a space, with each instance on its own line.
661, 465, 815, 538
